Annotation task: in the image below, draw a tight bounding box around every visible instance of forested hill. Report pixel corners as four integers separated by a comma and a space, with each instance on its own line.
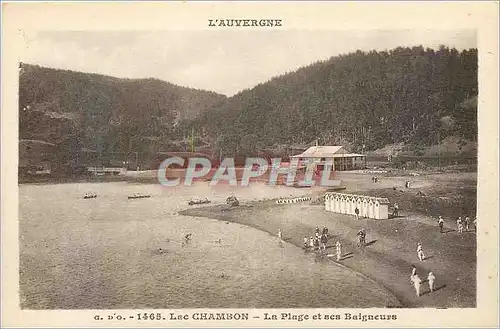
191, 46, 477, 156
19, 64, 227, 153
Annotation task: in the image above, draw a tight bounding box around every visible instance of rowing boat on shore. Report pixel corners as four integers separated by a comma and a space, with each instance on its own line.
128, 195, 151, 199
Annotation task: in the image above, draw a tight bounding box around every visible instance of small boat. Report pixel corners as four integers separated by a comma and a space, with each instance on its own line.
188, 198, 211, 206
83, 194, 98, 199
128, 194, 151, 199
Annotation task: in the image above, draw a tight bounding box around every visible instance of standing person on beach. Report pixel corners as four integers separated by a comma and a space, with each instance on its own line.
357, 229, 366, 247
427, 272, 436, 292
438, 216, 444, 233
278, 229, 283, 241
411, 265, 417, 278
457, 217, 463, 233
411, 274, 422, 297
336, 241, 342, 261
309, 236, 314, 250
303, 236, 309, 249
464, 216, 471, 232
417, 242, 425, 261
322, 227, 329, 237
354, 207, 360, 220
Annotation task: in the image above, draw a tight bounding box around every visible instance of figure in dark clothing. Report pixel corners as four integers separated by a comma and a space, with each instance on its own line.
438, 216, 444, 233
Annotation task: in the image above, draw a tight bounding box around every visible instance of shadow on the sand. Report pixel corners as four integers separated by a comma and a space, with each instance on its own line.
340, 255, 354, 261
365, 240, 377, 246
421, 284, 447, 296
424, 255, 434, 260
442, 229, 455, 234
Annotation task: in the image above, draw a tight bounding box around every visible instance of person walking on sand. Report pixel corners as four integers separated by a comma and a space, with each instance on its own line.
278, 229, 283, 241
438, 216, 444, 233
393, 203, 399, 217
464, 216, 470, 232
303, 236, 309, 249
417, 242, 425, 261
336, 241, 342, 261
411, 274, 422, 297
309, 236, 314, 250
427, 272, 436, 292
354, 207, 360, 220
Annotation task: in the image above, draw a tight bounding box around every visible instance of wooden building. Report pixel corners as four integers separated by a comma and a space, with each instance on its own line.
290, 146, 366, 171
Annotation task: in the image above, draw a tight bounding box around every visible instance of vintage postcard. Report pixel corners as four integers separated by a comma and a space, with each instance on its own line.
1, 1, 499, 328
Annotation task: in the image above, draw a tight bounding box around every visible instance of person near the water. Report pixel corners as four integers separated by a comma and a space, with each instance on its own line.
322, 227, 328, 237
417, 242, 425, 261
438, 216, 444, 233
309, 236, 314, 250
303, 236, 309, 249
278, 229, 283, 240
411, 274, 422, 297
464, 216, 470, 231
335, 241, 342, 261
354, 206, 360, 220
427, 272, 436, 292
315, 227, 320, 235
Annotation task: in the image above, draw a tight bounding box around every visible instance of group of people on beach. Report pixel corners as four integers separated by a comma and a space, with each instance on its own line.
437, 215, 476, 233
456, 216, 476, 233
411, 242, 436, 297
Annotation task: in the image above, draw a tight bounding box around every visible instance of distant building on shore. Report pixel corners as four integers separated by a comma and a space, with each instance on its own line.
290, 146, 366, 171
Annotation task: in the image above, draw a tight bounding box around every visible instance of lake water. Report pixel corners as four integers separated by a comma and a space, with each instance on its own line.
19, 182, 399, 309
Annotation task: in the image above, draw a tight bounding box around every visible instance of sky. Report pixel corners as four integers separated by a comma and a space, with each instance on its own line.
21, 30, 476, 96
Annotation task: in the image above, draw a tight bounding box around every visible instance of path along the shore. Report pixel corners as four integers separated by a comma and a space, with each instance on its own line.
180, 201, 476, 308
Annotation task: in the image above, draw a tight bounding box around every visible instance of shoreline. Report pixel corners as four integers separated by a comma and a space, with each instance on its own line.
179, 197, 476, 308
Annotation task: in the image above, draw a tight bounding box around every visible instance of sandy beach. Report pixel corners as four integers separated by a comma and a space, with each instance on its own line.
180, 171, 477, 308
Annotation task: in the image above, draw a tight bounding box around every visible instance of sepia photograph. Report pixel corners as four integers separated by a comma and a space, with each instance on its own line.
17, 28, 479, 309
2, 2, 499, 328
